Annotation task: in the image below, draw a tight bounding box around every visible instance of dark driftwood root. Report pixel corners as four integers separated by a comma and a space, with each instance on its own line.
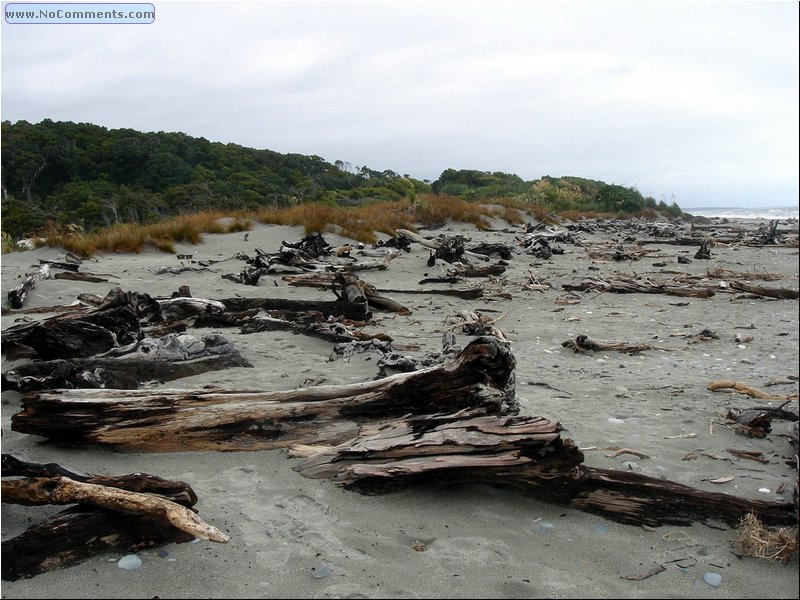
294, 414, 795, 528
12, 337, 517, 451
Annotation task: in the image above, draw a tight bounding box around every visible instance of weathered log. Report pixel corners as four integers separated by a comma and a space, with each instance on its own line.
561, 334, 676, 354
448, 263, 506, 277
11, 336, 516, 451
0, 455, 219, 580
1, 305, 142, 360
220, 297, 370, 321
563, 278, 715, 298
53, 271, 111, 284
2, 454, 196, 504
729, 281, 799, 300
2, 507, 193, 581
38, 259, 80, 272
2, 477, 227, 543
6, 264, 50, 309
159, 297, 226, 321
294, 413, 795, 528
2, 347, 252, 392
284, 272, 481, 300
708, 380, 799, 401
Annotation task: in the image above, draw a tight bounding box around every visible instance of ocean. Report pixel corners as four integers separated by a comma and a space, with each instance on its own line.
681, 206, 799, 220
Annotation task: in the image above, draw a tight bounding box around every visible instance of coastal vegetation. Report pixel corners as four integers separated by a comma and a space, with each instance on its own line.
1, 119, 682, 253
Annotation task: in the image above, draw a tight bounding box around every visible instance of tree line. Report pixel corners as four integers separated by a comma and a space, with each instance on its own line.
1, 119, 680, 238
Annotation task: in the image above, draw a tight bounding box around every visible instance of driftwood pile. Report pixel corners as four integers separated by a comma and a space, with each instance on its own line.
3, 221, 798, 580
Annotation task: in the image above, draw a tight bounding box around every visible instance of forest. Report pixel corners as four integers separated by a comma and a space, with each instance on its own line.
1, 119, 680, 238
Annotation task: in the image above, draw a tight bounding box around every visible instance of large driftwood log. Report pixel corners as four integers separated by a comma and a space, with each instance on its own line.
6, 264, 50, 309
12, 336, 517, 451
294, 413, 795, 528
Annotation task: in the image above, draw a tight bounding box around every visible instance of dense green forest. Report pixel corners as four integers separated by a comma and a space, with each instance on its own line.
1, 119, 679, 238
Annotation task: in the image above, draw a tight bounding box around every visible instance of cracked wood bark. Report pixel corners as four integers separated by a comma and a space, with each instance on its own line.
6, 264, 50, 309
294, 413, 795, 528
11, 336, 516, 452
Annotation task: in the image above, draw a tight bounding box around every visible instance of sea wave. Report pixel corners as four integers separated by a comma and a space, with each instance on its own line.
683, 207, 799, 220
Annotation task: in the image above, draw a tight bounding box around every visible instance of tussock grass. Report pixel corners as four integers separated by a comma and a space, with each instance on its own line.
33, 211, 253, 257
25, 193, 655, 257
735, 513, 798, 563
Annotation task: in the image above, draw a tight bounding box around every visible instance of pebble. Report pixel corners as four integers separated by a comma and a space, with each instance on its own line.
117, 555, 142, 570
593, 524, 608, 534
703, 572, 722, 587
312, 564, 332, 579
158, 550, 169, 558
758, 488, 771, 494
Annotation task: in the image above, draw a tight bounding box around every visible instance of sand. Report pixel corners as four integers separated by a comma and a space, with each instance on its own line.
1, 215, 798, 599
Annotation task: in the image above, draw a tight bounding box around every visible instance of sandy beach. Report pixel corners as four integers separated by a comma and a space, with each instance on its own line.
1, 214, 798, 599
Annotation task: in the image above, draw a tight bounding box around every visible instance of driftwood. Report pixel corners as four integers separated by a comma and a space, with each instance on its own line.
53, 271, 110, 283
2, 477, 227, 543
294, 412, 795, 528
708, 380, 799, 401
563, 277, 715, 298
2, 333, 252, 392
333, 273, 410, 315
562, 334, 676, 354
447, 263, 506, 278
729, 281, 799, 300
12, 336, 517, 451
38, 259, 80, 272
6, 264, 50, 309
2, 304, 142, 359
284, 272, 482, 300
220, 297, 370, 321
396, 228, 490, 262
1, 455, 224, 581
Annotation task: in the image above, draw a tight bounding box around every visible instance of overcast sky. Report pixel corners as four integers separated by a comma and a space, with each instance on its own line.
2, 0, 798, 208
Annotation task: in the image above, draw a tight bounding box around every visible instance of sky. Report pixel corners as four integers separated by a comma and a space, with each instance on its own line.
1, 0, 798, 208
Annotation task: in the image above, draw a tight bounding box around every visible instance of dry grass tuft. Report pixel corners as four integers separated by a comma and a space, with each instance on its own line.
735, 513, 798, 563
